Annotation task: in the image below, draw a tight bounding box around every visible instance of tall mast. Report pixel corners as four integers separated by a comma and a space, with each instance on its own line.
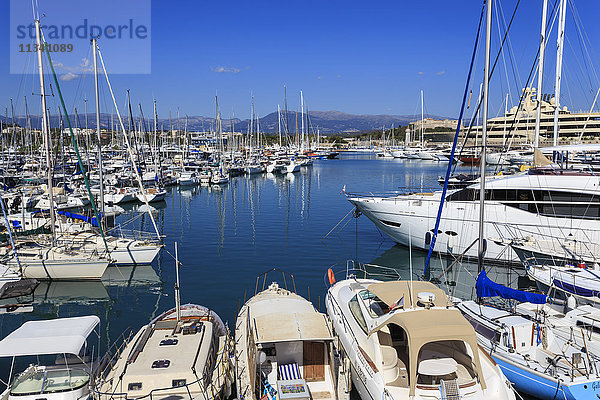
420, 90, 424, 147
534, 0, 548, 149
93, 38, 105, 224
277, 104, 282, 148
553, 0, 567, 147
35, 19, 56, 244
153, 100, 158, 178
284, 86, 289, 138
478, 0, 493, 275
301, 91, 305, 153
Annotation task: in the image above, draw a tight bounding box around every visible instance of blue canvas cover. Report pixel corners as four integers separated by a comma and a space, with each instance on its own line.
476, 270, 547, 304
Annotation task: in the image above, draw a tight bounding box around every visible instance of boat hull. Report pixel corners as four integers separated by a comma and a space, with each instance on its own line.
12, 259, 109, 280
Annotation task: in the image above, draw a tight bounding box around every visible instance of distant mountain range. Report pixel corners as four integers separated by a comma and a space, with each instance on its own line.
0, 110, 453, 135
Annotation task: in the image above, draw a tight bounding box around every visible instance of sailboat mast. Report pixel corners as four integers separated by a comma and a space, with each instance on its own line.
93, 38, 105, 223
478, 0, 493, 275
277, 104, 282, 148
301, 91, 305, 153
553, 0, 567, 147
284, 86, 289, 137
534, 0, 548, 149
35, 19, 56, 243
420, 90, 424, 147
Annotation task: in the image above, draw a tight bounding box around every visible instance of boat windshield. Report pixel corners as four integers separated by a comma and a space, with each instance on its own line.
359, 290, 388, 317
10, 367, 89, 395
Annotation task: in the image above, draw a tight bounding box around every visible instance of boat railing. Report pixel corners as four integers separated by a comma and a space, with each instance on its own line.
344, 186, 440, 199
327, 260, 402, 283
106, 226, 163, 243
254, 268, 297, 295
93, 328, 136, 383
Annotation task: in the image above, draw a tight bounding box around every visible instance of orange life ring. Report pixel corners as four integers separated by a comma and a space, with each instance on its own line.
328, 268, 335, 285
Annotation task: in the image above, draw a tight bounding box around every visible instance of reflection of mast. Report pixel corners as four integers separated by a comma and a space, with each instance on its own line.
215, 188, 226, 253
231, 179, 238, 236
306, 166, 312, 219
247, 178, 256, 244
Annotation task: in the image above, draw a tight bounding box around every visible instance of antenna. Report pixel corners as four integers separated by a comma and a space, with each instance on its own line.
175, 242, 181, 323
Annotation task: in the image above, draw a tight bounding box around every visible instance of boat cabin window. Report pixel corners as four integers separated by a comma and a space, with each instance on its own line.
348, 295, 368, 333
172, 379, 186, 387
446, 188, 600, 219
461, 313, 500, 343
359, 290, 388, 317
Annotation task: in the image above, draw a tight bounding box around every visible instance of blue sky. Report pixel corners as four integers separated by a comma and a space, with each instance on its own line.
2, 0, 600, 121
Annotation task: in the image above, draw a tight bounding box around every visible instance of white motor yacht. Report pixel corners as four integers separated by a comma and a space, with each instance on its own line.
177, 172, 200, 186
326, 273, 515, 400
347, 168, 600, 264
104, 186, 136, 204
136, 187, 167, 203
0, 316, 100, 400
236, 271, 346, 400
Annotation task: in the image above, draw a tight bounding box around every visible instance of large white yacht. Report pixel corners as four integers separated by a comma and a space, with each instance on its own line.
348, 167, 600, 264
326, 273, 515, 400
235, 271, 345, 400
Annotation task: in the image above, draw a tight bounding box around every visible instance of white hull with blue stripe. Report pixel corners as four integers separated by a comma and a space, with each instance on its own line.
458, 300, 600, 400
527, 263, 600, 305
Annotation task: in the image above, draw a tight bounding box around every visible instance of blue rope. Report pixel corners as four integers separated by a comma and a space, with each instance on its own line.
423, 1, 486, 278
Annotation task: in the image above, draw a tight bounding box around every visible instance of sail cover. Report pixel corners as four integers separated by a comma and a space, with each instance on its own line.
56, 210, 100, 227
476, 270, 547, 304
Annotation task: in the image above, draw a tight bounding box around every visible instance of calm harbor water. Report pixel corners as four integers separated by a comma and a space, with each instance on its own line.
0, 153, 523, 389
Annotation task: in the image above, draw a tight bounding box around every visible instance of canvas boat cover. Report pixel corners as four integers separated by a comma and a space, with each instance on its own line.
0, 315, 99, 357
366, 281, 486, 396
254, 311, 332, 343
476, 270, 547, 304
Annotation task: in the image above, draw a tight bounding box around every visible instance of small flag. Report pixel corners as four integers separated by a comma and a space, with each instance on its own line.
388, 295, 404, 311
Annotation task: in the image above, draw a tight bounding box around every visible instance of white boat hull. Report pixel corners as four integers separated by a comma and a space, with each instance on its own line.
11, 259, 109, 280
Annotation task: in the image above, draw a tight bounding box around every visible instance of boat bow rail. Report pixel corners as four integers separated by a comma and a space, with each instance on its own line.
326, 260, 402, 285
345, 187, 440, 200
92, 317, 232, 400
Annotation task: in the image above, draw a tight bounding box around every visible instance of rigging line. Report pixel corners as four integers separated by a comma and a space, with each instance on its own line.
454, 0, 523, 169
96, 47, 162, 241
41, 28, 110, 254
563, 36, 590, 106
462, 0, 560, 173
493, 0, 509, 110
423, 0, 485, 278
568, 0, 596, 92
498, 0, 523, 101
570, 1, 600, 90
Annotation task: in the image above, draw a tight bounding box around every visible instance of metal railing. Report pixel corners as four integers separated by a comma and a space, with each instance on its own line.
254, 268, 296, 295
91, 329, 233, 400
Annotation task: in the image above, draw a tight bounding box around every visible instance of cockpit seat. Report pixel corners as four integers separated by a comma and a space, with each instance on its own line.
381, 345, 399, 383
